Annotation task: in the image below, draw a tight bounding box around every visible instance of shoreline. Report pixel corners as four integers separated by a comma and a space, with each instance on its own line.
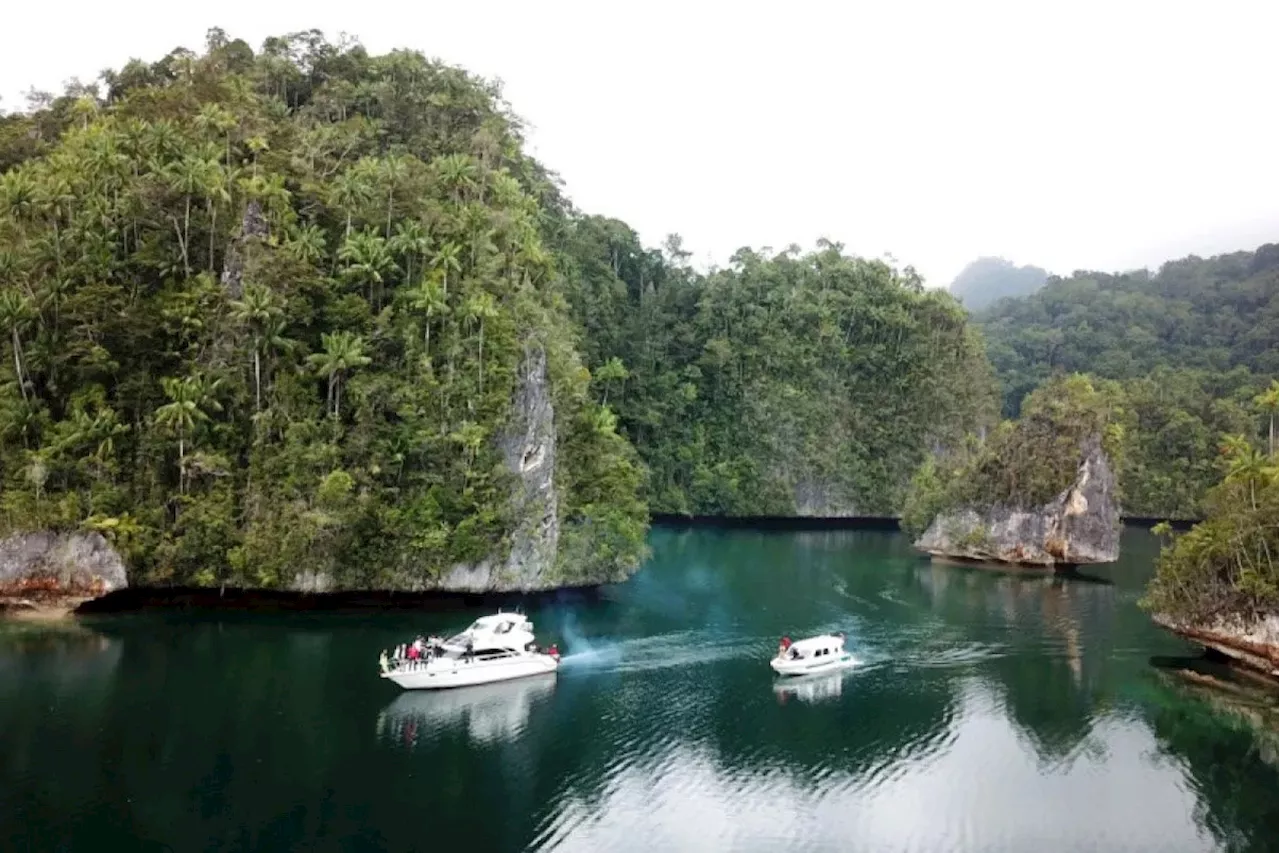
68, 583, 608, 616
1152, 614, 1279, 682
649, 515, 1193, 530
0, 596, 93, 622
0, 518, 1197, 619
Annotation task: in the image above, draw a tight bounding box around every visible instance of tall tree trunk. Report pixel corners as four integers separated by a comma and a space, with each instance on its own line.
253, 341, 261, 412
11, 328, 27, 402
478, 323, 484, 396
183, 195, 192, 276
208, 200, 217, 272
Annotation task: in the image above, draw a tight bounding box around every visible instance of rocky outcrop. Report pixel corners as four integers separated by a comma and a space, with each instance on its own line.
439, 344, 560, 592
914, 440, 1120, 566
0, 532, 128, 614
288, 344, 562, 594
219, 199, 268, 298
1153, 612, 1279, 678
792, 478, 859, 518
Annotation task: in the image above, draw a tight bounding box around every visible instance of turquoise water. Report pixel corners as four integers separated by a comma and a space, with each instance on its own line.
1, 526, 1276, 852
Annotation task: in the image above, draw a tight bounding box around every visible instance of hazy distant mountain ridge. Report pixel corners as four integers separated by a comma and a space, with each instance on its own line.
949, 257, 1049, 310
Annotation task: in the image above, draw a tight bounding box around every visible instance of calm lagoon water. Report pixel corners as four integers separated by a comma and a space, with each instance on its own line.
2, 526, 1276, 852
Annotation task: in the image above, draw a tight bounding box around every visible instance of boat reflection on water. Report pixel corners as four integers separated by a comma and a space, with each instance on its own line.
772, 665, 858, 705
376, 672, 556, 749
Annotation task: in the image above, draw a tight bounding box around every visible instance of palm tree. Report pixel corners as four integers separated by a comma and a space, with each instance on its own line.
0, 289, 35, 402
431, 241, 462, 299
245, 135, 269, 177
194, 103, 237, 164
203, 159, 231, 271
407, 275, 449, 355
154, 375, 222, 493
286, 223, 328, 264
338, 229, 398, 309
463, 291, 499, 396
330, 168, 373, 237
435, 153, 477, 204
389, 220, 431, 283
1220, 434, 1275, 512
308, 331, 372, 418
594, 357, 629, 407
230, 284, 282, 412
166, 154, 211, 276
1253, 380, 1279, 455
380, 155, 409, 237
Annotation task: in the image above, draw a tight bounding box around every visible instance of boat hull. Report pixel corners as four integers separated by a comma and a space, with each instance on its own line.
770, 652, 854, 677
383, 654, 558, 690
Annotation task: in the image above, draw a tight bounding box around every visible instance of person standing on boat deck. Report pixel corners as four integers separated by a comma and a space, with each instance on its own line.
465, 639, 474, 662
378, 650, 389, 673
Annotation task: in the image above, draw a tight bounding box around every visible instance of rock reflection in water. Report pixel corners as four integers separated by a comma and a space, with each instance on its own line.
0, 621, 121, 700
376, 673, 556, 749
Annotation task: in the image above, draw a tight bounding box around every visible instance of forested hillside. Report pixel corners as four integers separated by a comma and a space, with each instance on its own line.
0, 30, 646, 589
1, 30, 1270, 596
949, 257, 1048, 311
558, 219, 998, 516
977, 245, 1278, 519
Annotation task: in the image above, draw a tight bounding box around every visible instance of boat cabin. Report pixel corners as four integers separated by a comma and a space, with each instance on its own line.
780, 633, 845, 661
444, 612, 536, 653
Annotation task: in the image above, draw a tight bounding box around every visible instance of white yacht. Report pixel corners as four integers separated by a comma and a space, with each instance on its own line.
770, 632, 854, 677
380, 612, 559, 690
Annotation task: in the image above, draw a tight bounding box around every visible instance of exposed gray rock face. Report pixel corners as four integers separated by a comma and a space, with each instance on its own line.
792, 478, 859, 517
219, 199, 268, 298
288, 345, 562, 594
438, 344, 560, 592
1153, 612, 1279, 678
0, 531, 128, 596
914, 440, 1120, 566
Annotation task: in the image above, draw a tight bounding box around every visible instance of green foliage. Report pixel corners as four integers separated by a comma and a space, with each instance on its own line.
978, 246, 1277, 518
557, 224, 999, 516
899, 455, 947, 539
980, 245, 1278, 416
1141, 424, 1279, 622
903, 374, 1121, 532
0, 30, 646, 588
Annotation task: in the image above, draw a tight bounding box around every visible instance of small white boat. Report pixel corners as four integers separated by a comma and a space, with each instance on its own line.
770, 632, 853, 677
380, 612, 559, 690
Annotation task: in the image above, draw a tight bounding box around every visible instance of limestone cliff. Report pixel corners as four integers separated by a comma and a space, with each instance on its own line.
219, 200, 268, 298
436, 344, 561, 592
0, 532, 129, 611
914, 440, 1121, 566
791, 478, 860, 518
291, 344, 563, 593
1153, 613, 1280, 678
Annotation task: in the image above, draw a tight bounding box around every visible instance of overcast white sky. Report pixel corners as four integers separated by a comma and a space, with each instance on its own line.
3, 1, 1277, 286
